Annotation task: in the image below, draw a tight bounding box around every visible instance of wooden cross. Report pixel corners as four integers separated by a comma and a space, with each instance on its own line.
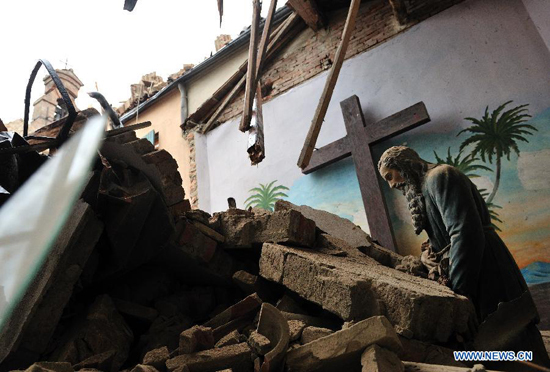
302, 95, 430, 251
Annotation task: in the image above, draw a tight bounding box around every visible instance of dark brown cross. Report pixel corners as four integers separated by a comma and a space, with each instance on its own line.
302, 95, 430, 251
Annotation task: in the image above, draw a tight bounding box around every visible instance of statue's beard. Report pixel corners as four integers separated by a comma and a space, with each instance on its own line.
401, 182, 427, 235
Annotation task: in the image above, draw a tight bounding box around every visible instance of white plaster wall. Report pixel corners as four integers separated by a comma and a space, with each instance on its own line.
196, 0, 550, 226
522, 0, 550, 52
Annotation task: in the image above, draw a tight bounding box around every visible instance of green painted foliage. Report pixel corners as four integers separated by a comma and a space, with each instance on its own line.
458, 100, 536, 205
433, 147, 492, 178
458, 101, 535, 164
244, 180, 289, 211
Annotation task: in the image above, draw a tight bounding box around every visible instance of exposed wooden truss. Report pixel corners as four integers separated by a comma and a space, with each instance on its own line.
287, 0, 326, 31
186, 12, 303, 134
388, 0, 408, 25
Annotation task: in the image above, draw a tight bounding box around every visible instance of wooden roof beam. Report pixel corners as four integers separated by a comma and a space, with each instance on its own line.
286, 0, 326, 31
388, 0, 408, 25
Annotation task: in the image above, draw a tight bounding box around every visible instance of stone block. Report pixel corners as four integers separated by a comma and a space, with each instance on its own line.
257, 210, 316, 248
274, 200, 371, 248
179, 326, 215, 355
300, 326, 334, 344
215, 330, 244, 348
142, 346, 169, 371
361, 344, 403, 372
247, 331, 271, 355
166, 343, 253, 372
215, 209, 316, 249
288, 320, 306, 342
286, 316, 401, 372
259, 243, 474, 342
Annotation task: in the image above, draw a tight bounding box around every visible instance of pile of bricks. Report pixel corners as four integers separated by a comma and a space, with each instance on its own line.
0, 134, 487, 372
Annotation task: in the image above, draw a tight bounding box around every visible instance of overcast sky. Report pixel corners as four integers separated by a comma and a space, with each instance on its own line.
0, 0, 280, 123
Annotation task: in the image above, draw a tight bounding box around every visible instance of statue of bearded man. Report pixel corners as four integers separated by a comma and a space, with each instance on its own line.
378, 146, 550, 367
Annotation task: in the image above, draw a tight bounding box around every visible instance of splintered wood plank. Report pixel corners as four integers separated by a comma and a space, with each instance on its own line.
241, 0, 278, 133
341, 95, 396, 251
255, 0, 278, 77
287, 0, 326, 31
297, 0, 361, 169
218, 0, 224, 26
240, 0, 262, 132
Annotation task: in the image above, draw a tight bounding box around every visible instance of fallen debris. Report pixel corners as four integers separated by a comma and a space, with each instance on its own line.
254, 303, 290, 372
361, 344, 404, 372
285, 316, 401, 372
1, 114, 490, 372
165, 343, 253, 372
300, 326, 334, 344
259, 243, 474, 342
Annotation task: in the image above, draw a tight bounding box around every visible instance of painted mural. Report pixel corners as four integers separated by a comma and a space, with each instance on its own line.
286, 103, 550, 286
245, 181, 289, 211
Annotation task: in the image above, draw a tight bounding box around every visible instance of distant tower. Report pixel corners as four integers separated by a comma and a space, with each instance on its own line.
30, 69, 83, 132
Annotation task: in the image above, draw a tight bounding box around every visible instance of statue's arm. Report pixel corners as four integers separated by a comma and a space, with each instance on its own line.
426, 166, 485, 297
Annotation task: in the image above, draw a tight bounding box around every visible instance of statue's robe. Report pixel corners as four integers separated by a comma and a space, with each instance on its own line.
422, 164, 529, 321
421, 164, 550, 368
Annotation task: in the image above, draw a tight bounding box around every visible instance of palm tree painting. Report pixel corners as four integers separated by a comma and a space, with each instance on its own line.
245, 180, 289, 211
433, 147, 492, 178
458, 101, 537, 204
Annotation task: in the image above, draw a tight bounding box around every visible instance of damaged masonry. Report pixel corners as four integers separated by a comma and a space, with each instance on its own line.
2, 0, 550, 371
1, 103, 512, 372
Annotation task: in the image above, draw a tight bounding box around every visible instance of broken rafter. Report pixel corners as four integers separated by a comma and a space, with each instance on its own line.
287, 0, 326, 31
240, 0, 279, 132
218, 0, 224, 26
388, 0, 408, 25
239, 0, 262, 133
297, 0, 361, 169
187, 16, 292, 128
255, 0, 279, 77
200, 12, 302, 134
247, 83, 265, 165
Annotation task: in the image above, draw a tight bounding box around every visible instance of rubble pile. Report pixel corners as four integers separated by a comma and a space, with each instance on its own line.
1, 128, 482, 372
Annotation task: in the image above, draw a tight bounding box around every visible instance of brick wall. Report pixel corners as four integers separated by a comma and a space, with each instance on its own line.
186, 131, 199, 208
214, 0, 463, 126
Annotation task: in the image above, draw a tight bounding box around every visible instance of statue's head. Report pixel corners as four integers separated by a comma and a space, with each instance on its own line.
378, 146, 429, 187
378, 146, 430, 235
